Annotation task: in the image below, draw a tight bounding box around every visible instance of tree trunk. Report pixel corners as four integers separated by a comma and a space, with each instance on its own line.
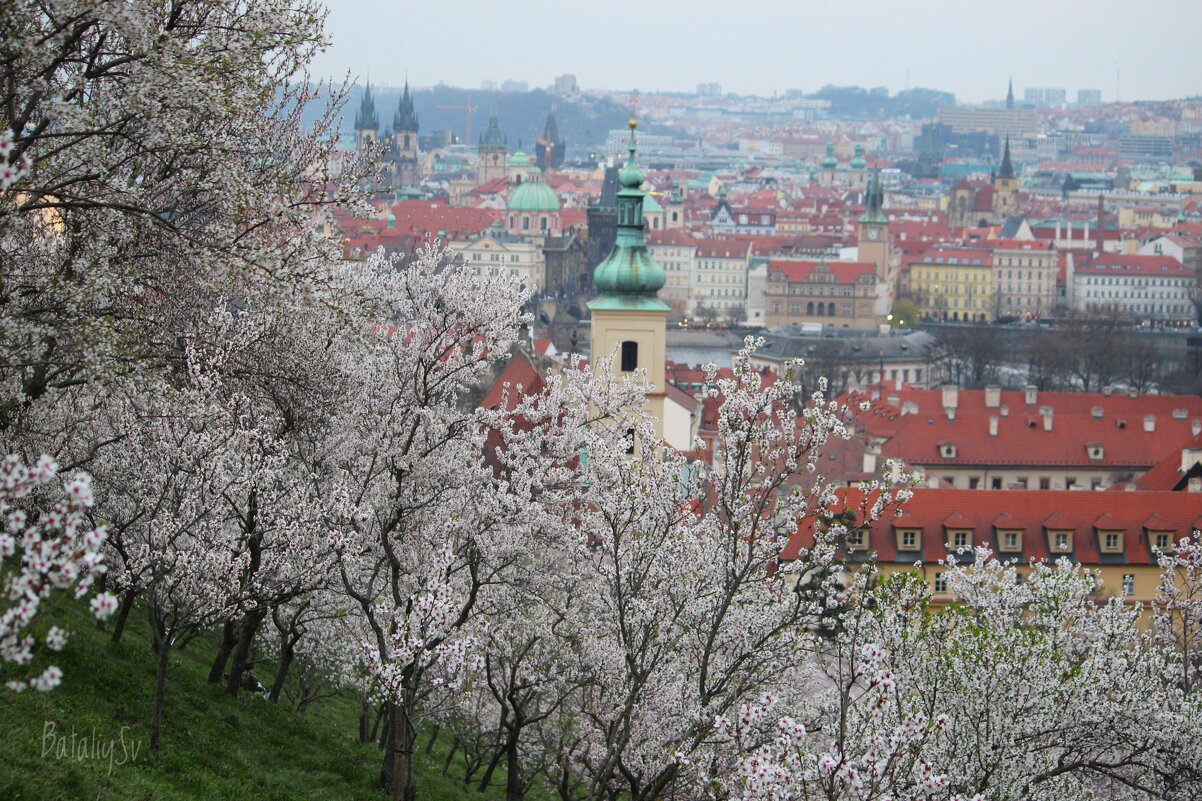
110, 590, 135, 644
226, 609, 266, 696
442, 736, 459, 776
425, 725, 440, 754
268, 637, 295, 702
376, 704, 390, 750
150, 629, 172, 756
359, 697, 371, 744
478, 739, 505, 791
379, 702, 395, 788
208, 618, 238, 684
505, 727, 524, 801
387, 700, 417, 801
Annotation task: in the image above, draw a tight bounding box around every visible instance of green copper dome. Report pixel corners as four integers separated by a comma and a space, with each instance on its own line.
851, 143, 866, 170
507, 180, 560, 212
821, 141, 838, 169
508, 150, 531, 167
589, 119, 668, 310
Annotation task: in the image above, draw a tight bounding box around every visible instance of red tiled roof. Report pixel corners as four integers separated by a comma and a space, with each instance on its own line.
1078, 253, 1189, 276
767, 260, 875, 284
783, 488, 1202, 566
1135, 430, 1202, 491
844, 387, 1202, 470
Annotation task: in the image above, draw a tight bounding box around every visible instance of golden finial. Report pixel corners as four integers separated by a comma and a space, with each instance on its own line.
628, 88, 639, 129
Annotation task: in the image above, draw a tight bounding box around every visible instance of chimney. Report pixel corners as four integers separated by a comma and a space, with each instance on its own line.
1143, 415, 1156, 432
999, 404, 1009, 417
1024, 385, 1038, 406
1091, 406, 1104, 418
989, 415, 999, 436
942, 384, 959, 417
1189, 477, 1202, 493
1182, 447, 1202, 473
1128, 387, 1138, 399
984, 385, 1001, 408
1192, 420, 1202, 437
1102, 385, 1113, 397
1041, 407, 1053, 431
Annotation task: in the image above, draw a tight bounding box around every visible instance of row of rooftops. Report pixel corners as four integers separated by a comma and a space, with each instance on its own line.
782, 488, 1202, 566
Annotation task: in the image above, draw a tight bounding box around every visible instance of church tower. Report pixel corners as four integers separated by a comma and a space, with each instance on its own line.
992, 135, 1020, 219
477, 112, 507, 185
858, 169, 890, 283
354, 81, 380, 152
587, 117, 671, 447
536, 108, 566, 172
1006, 77, 1015, 110
393, 81, 420, 187
819, 142, 838, 186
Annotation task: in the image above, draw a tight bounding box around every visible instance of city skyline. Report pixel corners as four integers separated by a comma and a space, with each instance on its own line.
312, 0, 1202, 103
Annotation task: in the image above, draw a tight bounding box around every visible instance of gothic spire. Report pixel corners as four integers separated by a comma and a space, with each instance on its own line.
1006, 77, 1015, 110
393, 81, 419, 133
355, 80, 379, 132
999, 135, 1015, 179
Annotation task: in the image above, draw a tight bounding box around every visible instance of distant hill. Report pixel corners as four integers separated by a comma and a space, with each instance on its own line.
313, 84, 680, 157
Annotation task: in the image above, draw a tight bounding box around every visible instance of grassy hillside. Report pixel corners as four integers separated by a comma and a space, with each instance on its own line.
0, 600, 519, 801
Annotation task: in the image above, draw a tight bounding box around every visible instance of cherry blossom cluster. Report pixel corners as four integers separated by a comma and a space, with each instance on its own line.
1, 453, 116, 691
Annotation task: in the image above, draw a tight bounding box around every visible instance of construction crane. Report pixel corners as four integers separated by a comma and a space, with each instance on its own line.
437, 102, 475, 145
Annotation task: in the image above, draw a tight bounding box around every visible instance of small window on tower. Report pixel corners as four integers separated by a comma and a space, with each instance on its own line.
620, 341, 638, 372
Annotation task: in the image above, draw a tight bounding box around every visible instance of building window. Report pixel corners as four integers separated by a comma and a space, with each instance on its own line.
934, 572, 948, 594
901, 530, 917, 549
1039, 478, 1051, 490
1155, 533, 1172, 550
1105, 532, 1119, 550
625, 428, 635, 455
522, 217, 530, 230
620, 341, 638, 372
991, 477, 1002, 490
1122, 574, 1135, 597
1054, 531, 1070, 551
949, 530, 970, 549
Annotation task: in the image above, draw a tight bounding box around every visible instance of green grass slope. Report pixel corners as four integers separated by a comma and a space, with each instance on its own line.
0, 600, 518, 801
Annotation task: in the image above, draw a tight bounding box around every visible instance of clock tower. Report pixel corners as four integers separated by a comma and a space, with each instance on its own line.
858, 169, 890, 284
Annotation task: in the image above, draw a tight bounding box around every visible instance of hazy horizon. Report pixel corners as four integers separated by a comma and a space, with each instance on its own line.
311, 0, 1202, 103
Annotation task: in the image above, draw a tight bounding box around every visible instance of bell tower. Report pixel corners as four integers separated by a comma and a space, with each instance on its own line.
393, 81, 420, 187
587, 114, 671, 447
992, 135, 1020, 219
354, 80, 380, 152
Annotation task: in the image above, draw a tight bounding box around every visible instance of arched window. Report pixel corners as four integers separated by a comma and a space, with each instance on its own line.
816, 303, 824, 316
806, 301, 814, 315
540, 216, 548, 231
827, 302, 836, 316
522, 217, 530, 231
620, 341, 638, 372
403, 135, 410, 150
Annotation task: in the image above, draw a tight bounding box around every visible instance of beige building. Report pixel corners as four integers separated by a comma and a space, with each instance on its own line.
691, 240, 753, 319
451, 222, 545, 292
991, 239, 1057, 319
763, 260, 880, 329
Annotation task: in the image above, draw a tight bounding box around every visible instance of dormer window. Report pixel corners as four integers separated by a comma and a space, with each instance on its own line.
1048, 530, 1073, 553
1098, 530, 1124, 554
946, 529, 972, 550
1087, 444, 1104, 461
846, 528, 868, 551
895, 528, 921, 551
941, 443, 956, 459
998, 530, 1023, 553
1154, 532, 1173, 551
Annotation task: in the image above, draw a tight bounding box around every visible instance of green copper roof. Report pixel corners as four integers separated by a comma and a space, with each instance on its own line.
643, 194, 664, 213
850, 143, 866, 170
508, 150, 530, 167
588, 120, 669, 312
507, 180, 560, 212
821, 141, 838, 169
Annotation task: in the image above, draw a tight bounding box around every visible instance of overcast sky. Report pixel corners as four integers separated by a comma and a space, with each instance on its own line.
310, 0, 1202, 103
